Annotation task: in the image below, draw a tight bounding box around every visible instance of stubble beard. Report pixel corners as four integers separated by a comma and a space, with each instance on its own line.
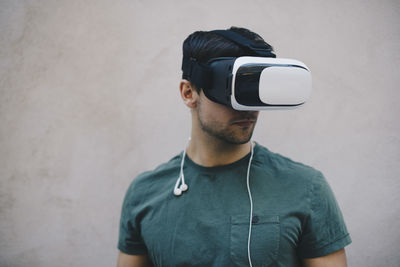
199, 119, 256, 144
197, 108, 257, 145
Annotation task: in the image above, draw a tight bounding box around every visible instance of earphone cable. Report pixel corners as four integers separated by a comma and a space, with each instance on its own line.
174, 137, 191, 196
246, 141, 255, 267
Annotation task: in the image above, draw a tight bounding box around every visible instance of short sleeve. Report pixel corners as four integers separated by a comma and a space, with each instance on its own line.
117, 179, 148, 255
298, 171, 352, 258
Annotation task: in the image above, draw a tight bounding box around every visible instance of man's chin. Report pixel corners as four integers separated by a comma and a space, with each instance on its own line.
218, 132, 254, 145
199, 120, 256, 145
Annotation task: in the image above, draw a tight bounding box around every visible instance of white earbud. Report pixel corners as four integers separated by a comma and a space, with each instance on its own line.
180, 183, 188, 191
174, 188, 182, 196
173, 138, 191, 196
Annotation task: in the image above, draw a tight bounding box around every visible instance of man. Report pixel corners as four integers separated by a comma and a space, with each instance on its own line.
117, 27, 351, 267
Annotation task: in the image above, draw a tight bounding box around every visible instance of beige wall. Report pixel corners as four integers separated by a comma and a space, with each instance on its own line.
1, 0, 399, 266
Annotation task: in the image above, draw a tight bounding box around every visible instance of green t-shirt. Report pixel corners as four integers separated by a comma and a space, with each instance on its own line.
118, 143, 351, 266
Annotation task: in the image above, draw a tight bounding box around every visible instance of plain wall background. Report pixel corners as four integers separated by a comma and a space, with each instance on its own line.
1, 0, 399, 266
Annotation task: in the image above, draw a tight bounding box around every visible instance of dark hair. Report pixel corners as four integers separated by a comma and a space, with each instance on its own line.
182, 26, 274, 91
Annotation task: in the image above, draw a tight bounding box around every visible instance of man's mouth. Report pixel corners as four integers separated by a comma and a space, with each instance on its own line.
231, 119, 256, 127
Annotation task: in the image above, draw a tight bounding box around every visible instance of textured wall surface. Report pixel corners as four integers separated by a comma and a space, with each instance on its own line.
1, 0, 399, 266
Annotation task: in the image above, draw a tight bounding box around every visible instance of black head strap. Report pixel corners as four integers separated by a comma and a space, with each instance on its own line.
181, 57, 212, 91
181, 29, 275, 90
211, 30, 276, 58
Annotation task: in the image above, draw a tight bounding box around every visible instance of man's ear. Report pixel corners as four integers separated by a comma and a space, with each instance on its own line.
179, 79, 199, 108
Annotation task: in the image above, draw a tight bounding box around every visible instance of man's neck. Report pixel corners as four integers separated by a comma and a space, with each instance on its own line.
186, 133, 252, 167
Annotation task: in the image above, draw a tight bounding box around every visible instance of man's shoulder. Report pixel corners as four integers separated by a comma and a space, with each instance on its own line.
127, 153, 182, 193
254, 143, 323, 182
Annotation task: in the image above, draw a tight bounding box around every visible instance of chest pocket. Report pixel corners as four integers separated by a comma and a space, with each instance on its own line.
230, 214, 280, 267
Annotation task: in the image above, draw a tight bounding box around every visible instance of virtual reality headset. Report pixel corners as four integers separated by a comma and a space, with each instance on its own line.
182, 30, 312, 110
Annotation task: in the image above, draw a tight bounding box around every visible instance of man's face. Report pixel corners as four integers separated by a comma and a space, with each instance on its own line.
196, 90, 259, 144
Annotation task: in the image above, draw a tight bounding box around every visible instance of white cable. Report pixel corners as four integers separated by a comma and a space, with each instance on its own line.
174, 139, 255, 266
174, 137, 191, 196
246, 141, 255, 267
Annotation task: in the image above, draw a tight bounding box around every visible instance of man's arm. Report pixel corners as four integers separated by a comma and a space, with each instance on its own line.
117, 252, 153, 267
302, 248, 347, 267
